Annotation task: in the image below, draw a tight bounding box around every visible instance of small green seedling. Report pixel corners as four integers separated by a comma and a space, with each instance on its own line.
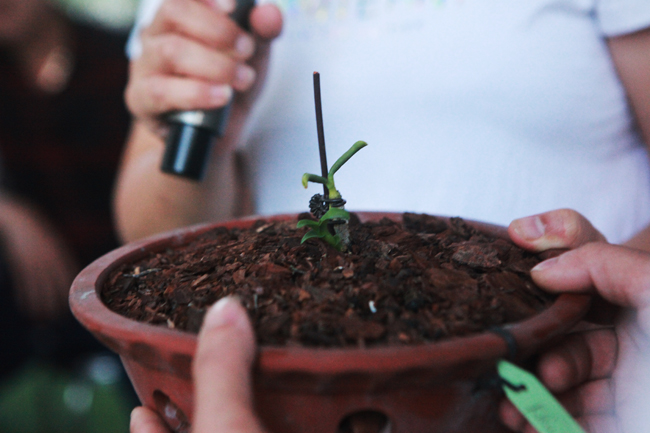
297, 140, 367, 251
299, 72, 367, 251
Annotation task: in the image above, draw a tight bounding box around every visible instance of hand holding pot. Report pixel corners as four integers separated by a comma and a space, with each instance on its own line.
502, 209, 650, 432
130, 297, 265, 433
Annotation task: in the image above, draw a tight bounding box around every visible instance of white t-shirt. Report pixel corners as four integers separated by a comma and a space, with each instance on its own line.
128, 0, 650, 244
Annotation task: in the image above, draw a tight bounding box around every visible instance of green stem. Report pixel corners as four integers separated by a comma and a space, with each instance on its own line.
328, 141, 368, 181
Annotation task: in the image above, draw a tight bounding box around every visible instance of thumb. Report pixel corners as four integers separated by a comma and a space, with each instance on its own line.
249, 4, 283, 40
192, 297, 264, 433
508, 209, 606, 252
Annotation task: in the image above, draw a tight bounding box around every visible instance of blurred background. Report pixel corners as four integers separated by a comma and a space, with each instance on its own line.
55, 0, 138, 30
0, 0, 140, 432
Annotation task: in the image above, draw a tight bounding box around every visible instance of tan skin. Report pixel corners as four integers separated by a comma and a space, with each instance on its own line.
115, 0, 282, 242
608, 29, 650, 251
500, 210, 650, 433
130, 210, 650, 433
0, 195, 78, 320
0, 0, 66, 83
130, 297, 263, 433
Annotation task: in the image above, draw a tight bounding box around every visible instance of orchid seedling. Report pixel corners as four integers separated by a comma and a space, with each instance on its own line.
297, 72, 367, 252
297, 140, 367, 251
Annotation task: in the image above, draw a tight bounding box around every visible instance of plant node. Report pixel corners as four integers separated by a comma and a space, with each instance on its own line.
309, 194, 347, 219
298, 141, 367, 251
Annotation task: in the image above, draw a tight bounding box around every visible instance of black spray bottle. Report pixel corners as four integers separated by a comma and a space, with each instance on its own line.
161, 0, 255, 181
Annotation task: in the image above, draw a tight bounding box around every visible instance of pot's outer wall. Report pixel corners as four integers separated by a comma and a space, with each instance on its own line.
69, 212, 591, 433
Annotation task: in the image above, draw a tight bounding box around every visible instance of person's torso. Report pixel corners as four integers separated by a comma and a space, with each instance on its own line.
244, 0, 650, 243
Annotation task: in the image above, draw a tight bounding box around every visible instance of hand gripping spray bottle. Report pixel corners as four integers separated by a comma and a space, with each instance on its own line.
160, 0, 255, 181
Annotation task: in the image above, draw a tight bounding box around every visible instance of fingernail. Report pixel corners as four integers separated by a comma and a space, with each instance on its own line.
209, 84, 233, 105
213, 0, 235, 13
513, 215, 545, 240
235, 34, 256, 58
234, 64, 256, 89
531, 257, 559, 272
203, 297, 244, 330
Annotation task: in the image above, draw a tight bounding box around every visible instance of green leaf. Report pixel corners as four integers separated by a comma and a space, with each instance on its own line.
328, 141, 367, 178
299, 221, 345, 251
321, 207, 350, 222
297, 219, 320, 229
301, 230, 324, 243
302, 173, 328, 189
326, 234, 344, 251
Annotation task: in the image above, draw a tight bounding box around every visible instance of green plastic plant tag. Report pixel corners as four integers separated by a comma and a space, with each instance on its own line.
497, 359, 586, 433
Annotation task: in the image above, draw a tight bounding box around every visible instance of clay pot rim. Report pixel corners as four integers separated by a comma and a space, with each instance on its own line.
69, 212, 591, 375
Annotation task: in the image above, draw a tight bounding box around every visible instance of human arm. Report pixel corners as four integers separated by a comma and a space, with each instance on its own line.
502, 209, 650, 433
606, 28, 650, 251
114, 0, 282, 242
607, 28, 650, 149
129, 297, 264, 433
0, 194, 79, 320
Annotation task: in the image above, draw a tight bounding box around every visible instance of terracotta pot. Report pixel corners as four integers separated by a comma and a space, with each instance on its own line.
69, 212, 590, 433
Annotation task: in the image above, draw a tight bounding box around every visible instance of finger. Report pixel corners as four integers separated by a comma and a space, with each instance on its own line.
249, 4, 284, 40
126, 75, 233, 118
555, 379, 615, 418
576, 415, 619, 433
148, 0, 245, 51
130, 406, 172, 433
531, 243, 650, 314
500, 327, 616, 433
536, 328, 617, 393
503, 412, 619, 433
192, 297, 264, 433
508, 209, 607, 252
140, 35, 256, 90
499, 398, 526, 432
500, 380, 616, 433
